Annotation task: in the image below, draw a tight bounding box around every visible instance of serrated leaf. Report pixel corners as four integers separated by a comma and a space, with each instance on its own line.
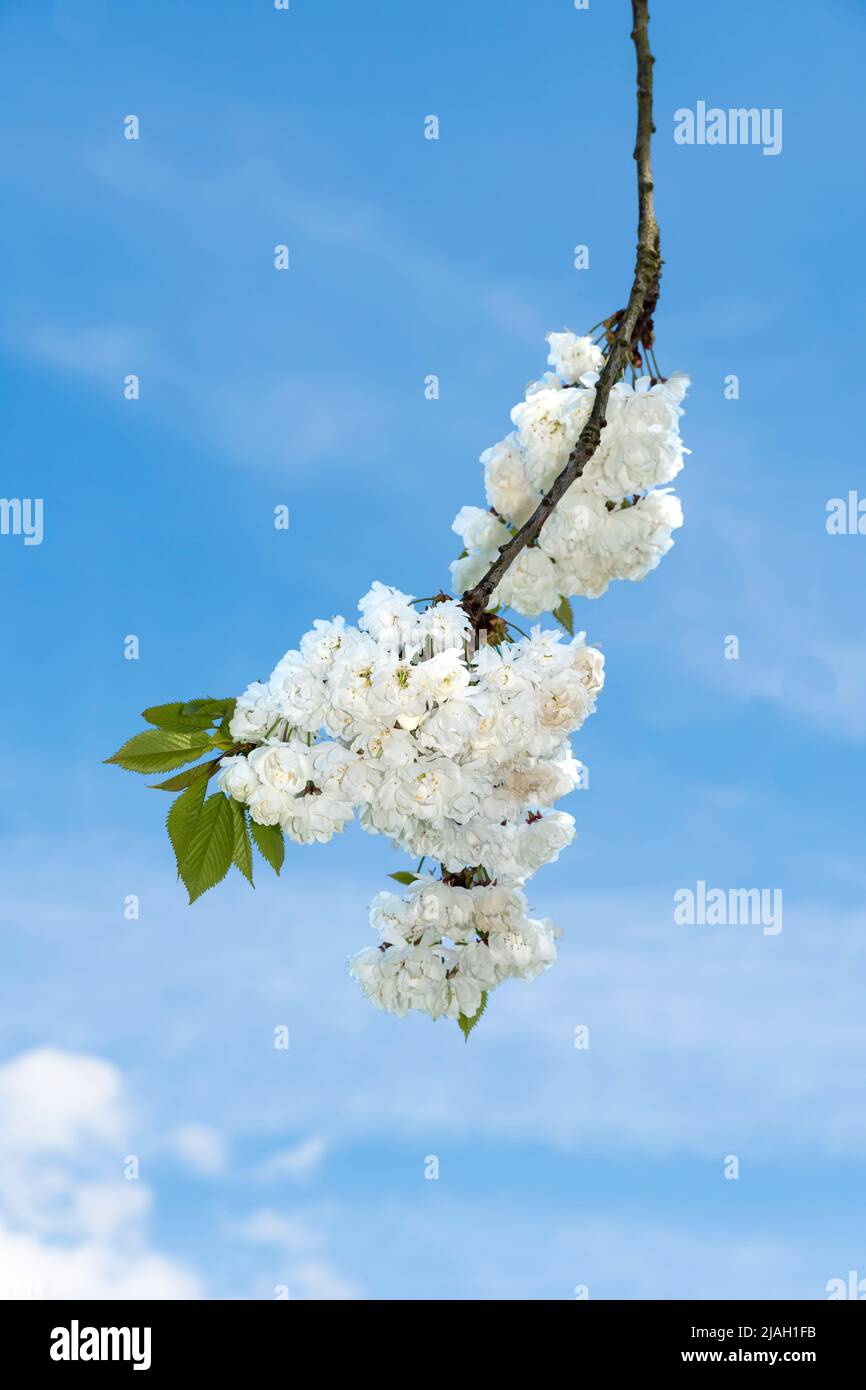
230, 800, 254, 886
211, 707, 238, 751
180, 698, 233, 721
105, 728, 213, 774
149, 759, 221, 792
458, 991, 488, 1042
141, 701, 218, 732
250, 820, 285, 875
217, 708, 235, 739
388, 871, 419, 885
180, 792, 235, 903
166, 776, 209, 876
552, 595, 574, 636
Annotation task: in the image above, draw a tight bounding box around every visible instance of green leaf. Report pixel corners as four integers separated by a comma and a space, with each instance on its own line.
105, 728, 213, 774
388, 871, 418, 886
250, 820, 285, 876
217, 708, 235, 739
180, 698, 233, 721
149, 759, 221, 792
141, 698, 234, 731
211, 704, 239, 751
166, 776, 209, 876
230, 800, 254, 886
141, 701, 217, 732
179, 792, 235, 903
552, 595, 574, 636
458, 991, 488, 1042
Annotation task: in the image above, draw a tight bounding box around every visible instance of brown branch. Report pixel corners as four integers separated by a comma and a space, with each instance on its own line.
461, 0, 661, 626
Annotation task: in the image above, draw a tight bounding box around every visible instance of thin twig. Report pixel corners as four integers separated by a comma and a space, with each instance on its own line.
461, 0, 661, 626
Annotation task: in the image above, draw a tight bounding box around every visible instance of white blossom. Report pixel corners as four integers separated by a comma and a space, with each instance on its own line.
449, 549, 495, 596
546, 330, 605, 383
496, 546, 561, 617
451, 505, 510, 555
451, 339, 689, 616
349, 880, 560, 1019
229, 681, 282, 744
482, 436, 540, 526
219, 328, 689, 1027
358, 581, 420, 649
218, 754, 259, 803
511, 384, 593, 493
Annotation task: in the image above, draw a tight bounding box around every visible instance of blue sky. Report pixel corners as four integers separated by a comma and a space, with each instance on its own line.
1, 0, 865, 1299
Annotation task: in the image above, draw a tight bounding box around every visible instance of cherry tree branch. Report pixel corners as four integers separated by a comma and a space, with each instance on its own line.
461, 0, 661, 626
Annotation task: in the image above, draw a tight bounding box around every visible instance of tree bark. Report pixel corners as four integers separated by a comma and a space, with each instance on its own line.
461, 0, 662, 627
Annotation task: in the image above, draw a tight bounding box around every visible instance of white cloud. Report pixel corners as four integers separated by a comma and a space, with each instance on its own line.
653, 499, 866, 740
0, 1227, 200, 1302
11, 320, 393, 477
0, 1048, 203, 1299
0, 1047, 125, 1156
288, 1259, 361, 1301
0, 1047, 358, 1298
234, 1207, 361, 1301
3, 125, 541, 480
234, 1209, 320, 1256
4, 844, 866, 1161
170, 1124, 228, 1179
17, 323, 145, 383
379, 1202, 825, 1300
256, 1135, 328, 1183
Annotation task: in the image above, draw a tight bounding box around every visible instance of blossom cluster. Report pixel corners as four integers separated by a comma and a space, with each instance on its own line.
213, 329, 690, 1027
218, 582, 604, 1018
351, 879, 559, 1021
450, 331, 690, 613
